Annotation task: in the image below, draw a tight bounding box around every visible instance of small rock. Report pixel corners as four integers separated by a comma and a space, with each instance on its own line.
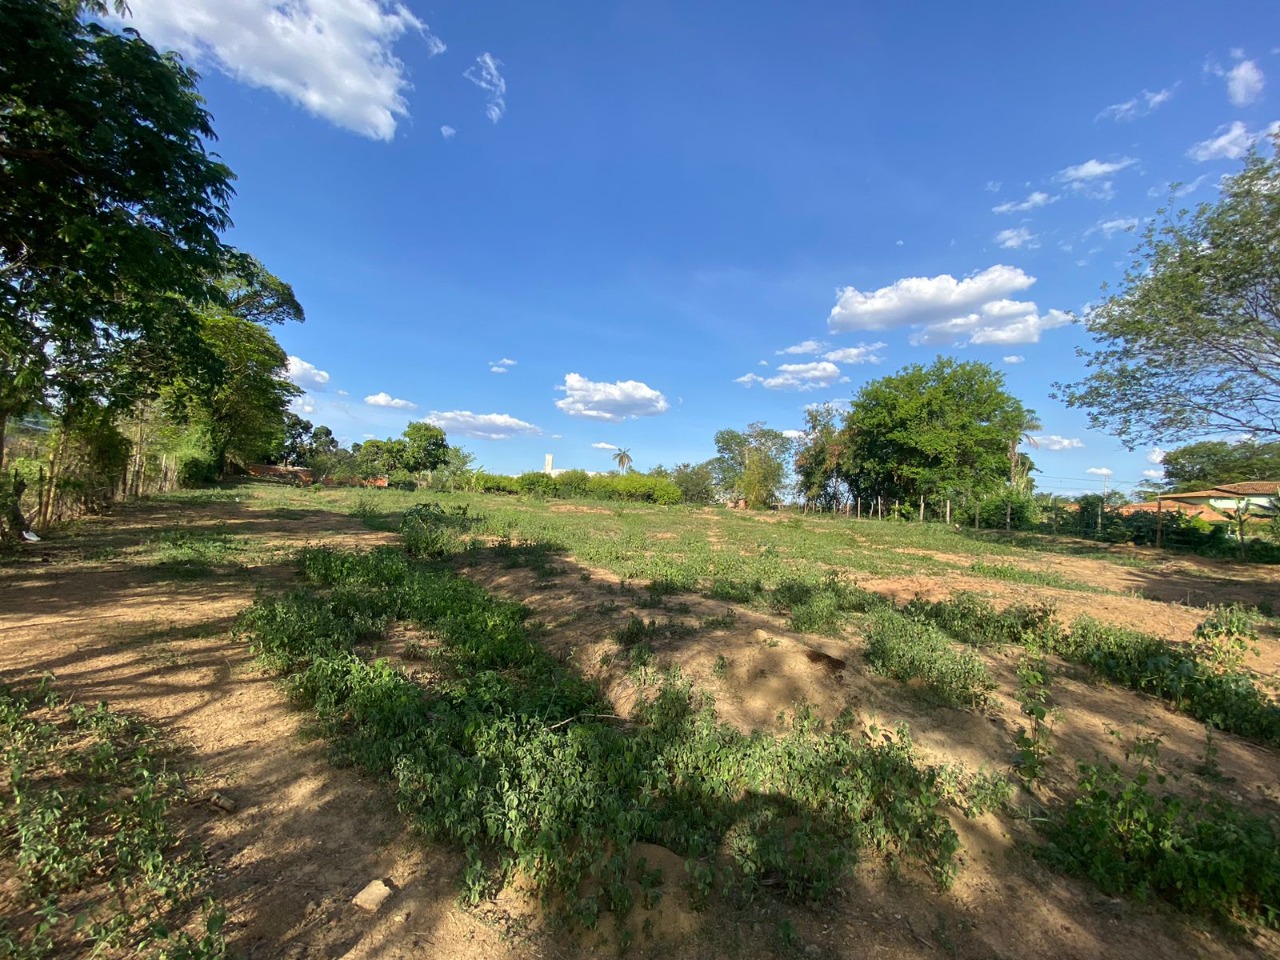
353, 880, 392, 913
207, 792, 238, 814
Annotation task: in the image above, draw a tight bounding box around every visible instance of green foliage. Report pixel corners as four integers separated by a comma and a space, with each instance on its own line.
1159, 440, 1280, 492
711, 423, 793, 507
1191, 605, 1261, 675
0, 0, 235, 435
0, 680, 226, 959
1013, 657, 1054, 784
905, 592, 1280, 745
1058, 138, 1280, 444
671, 462, 716, 505
1044, 737, 1280, 927
235, 547, 1001, 925
865, 611, 996, 710
838, 357, 1036, 507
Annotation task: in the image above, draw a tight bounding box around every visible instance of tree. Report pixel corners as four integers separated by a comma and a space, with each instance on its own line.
1057, 139, 1280, 446
839, 357, 1035, 510
612, 447, 633, 472
1, 0, 236, 465
671, 462, 715, 504
711, 423, 793, 507
1159, 439, 1280, 491
794, 404, 849, 510
402, 422, 449, 473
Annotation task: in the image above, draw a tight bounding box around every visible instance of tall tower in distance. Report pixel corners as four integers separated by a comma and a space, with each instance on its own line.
544, 453, 554, 474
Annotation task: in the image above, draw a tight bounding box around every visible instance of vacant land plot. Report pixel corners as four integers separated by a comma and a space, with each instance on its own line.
2, 481, 1277, 960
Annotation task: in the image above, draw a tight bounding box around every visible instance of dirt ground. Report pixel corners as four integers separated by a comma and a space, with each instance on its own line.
2, 490, 1278, 960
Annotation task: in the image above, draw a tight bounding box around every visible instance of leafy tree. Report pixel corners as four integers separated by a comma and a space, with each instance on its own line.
711, 423, 793, 507
278, 413, 314, 466
794, 404, 849, 510
671, 462, 715, 505
403, 422, 449, 473
1058, 139, 1280, 445
839, 357, 1035, 509
1159, 439, 1280, 491
0, 0, 236, 464
612, 447, 634, 472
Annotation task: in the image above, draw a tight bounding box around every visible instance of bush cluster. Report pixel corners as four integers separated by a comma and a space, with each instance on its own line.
236, 547, 999, 925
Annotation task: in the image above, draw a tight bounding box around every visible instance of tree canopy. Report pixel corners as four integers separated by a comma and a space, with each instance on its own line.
1057, 139, 1280, 446
0, 0, 236, 459
711, 423, 793, 507
811, 357, 1034, 507
1158, 439, 1280, 491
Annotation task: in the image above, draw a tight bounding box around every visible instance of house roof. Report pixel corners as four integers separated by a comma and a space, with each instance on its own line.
1117, 500, 1230, 523
1161, 481, 1280, 500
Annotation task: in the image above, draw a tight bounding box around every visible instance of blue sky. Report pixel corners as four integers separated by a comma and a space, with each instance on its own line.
116, 1, 1280, 496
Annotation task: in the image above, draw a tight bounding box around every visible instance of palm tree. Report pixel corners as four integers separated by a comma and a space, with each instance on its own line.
612, 447, 633, 472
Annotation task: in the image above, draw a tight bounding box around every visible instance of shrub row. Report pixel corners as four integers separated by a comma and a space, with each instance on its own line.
236, 547, 1006, 924
864, 611, 997, 710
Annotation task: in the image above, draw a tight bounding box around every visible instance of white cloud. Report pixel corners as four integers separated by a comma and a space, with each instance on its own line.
1227, 60, 1265, 106
440, 125, 456, 140
985, 180, 1002, 192
777, 339, 826, 355
822, 342, 886, 364
286, 356, 330, 391
422, 410, 541, 441
992, 191, 1056, 214
555, 373, 669, 422
489, 366, 508, 374
115, 0, 443, 141
1143, 469, 1164, 479
1187, 121, 1280, 162
764, 361, 843, 391
781, 429, 806, 440
828, 264, 1036, 333
291, 397, 318, 415
911, 299, 1073, 347
494, 358, 517, 366
1147, 174, 1210, 199
591, 442, 618, 450
995, 227, 1038, 249
465, 53, 506, 123
365, 391, 416, 409
1086, 467, 1113, 477
336, 389, 349, 397
1002, 355, 1025, 364
1096, 217, 1139, 239
1147, 447, 1166, 464
1057, 157, 1138, 181
1096, 87, 1175, 122
1036, 435, 1084, 451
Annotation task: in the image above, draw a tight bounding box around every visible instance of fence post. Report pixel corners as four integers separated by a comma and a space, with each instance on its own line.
975, 499, 980, 531
1156, 496, 1163, 549
945, 498, 951, 525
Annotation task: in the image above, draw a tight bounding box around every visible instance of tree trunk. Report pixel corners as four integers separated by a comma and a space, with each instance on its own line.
0, 410, 7, 473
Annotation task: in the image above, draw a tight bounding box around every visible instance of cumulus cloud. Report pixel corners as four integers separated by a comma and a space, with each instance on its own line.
489, 366, 508, 374
781, 429, 806, 440
286, 356, 330, 391
995, 227, 1038, 249
555, 373, 669, 422
1143, 469, 1164, 479
114, 0, 443, 141
291, 397, 318, 415
494, 358, 517, 366
1187, 121, 1280, 162
910, 299, 1073, 347
1096, 87, 1175, 122
1227, 60, 1265, 106
440, 125, 456, 139
591, 442, 619, 450
992, 191, 1056, 214
822, 342, 886, 364
1003, 355, 1025, 364
1057, 157, 1138, 181
1036, 435, 1084, 451
1096, 217, 1139, 239
777, 339, 826, 355
1147, 448, 1166, 464
422, 410, 541, 441
365, 391, 416, 409
1086, 467, 1113, 477
828, 264, 1036, 333
465, 53, 506, 122
737, 361, 845, 392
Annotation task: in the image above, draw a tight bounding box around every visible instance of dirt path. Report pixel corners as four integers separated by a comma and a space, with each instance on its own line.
2, 491, 1277, 960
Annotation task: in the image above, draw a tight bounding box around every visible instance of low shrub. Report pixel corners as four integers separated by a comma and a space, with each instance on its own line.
865, 611, 996, 710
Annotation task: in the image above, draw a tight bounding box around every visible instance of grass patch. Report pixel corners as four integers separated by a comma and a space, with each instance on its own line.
0, 681, 226, 959
236, 547, 1004, 927
864, 612, 996, 710
968, 561, 1105, 594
